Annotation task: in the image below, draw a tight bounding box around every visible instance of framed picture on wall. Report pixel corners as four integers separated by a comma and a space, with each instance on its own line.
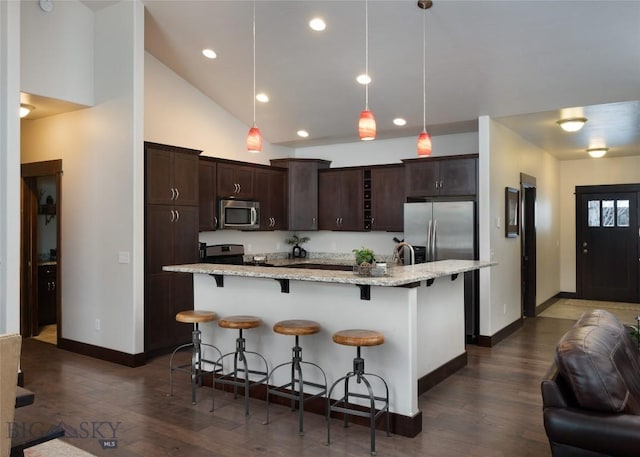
505, 187, 519, 238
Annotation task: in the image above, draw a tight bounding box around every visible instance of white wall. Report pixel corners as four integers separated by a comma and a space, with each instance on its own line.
480, 118, 561, 337
21, 0, 94, 106
21, 0, 144, 353
0, 0, 22, 334
559, 156, 640, 292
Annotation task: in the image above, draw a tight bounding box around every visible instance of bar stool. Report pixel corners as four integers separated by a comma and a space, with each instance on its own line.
212, 315, 268, 416
168, 310, 222, 404
326, 329, 390, 456
264, 319, 327, 435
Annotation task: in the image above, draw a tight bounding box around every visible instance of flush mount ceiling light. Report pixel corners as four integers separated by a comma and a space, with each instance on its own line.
202, 48, 217, 59
557, 117, 587, 132
356, 74, 371, 85
20, 104, 35, 118
297, 130, 309, 138
587, 147, 608, 158
309, 17, 326, 31
256, 93, 269, 103
358, 0, 376, 141
246, 1, 262, 154
417, 0, 433, 156
393, 118, 407, 126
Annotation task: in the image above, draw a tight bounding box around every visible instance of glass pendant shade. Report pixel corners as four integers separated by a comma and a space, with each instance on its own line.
417, 130, 432, 156
246, 126, 263, 153
359, 109, 376, 141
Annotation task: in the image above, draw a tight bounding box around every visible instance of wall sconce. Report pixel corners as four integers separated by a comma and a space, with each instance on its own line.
587, 147, 608, 158
20, 104, 35, 118
557, 117, 587, 132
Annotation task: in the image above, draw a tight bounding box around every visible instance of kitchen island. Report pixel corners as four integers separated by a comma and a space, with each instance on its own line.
163, 259, 494, 436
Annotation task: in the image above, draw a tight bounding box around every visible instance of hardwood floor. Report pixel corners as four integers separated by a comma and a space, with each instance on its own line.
15, 316, 574, 457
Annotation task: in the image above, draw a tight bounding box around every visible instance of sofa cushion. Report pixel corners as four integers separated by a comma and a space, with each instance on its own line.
555, 323, 640, 414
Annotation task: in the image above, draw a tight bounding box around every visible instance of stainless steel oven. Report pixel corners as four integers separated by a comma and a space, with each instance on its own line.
219, 199, 260, 230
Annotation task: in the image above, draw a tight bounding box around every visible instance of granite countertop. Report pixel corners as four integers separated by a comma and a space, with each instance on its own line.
163, 259, 496, 287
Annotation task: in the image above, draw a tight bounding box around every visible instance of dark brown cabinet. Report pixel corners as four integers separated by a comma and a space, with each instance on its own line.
270, 159, 331, 231
254, 167, 286, 230
370, 165, 405, 232
146, 142, 200, 206
37, 264, 57, 326
217, 162, 254, 198
318, 168, 364, 231
404, 156, 477, 198
199, 158, 217, 231
144, 142, 200, 356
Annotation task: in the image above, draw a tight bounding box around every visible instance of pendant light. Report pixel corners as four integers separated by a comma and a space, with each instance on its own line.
246, 1, 262, 153
358, 0, 376, 141
417, 1, 433, 156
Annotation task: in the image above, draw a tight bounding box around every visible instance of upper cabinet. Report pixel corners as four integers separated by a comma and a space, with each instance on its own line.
369, 165, 405, 232
217, 162, 254, 198
403, 155, 478, 198
254, 167, 287, 231
271, 159, 331, 231
146, 142, 200, 206
198, 158, 217, 231
318, 168, 364, 231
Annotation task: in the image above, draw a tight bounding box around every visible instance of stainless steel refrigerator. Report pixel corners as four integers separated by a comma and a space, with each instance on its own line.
403, 201, 479, 341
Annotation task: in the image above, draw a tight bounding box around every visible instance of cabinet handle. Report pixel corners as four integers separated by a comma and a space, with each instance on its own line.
371, 217, 375, 226
175, 210, 180, 222
440, 180, 444, 188
312, 217, 316, 227
174, 188, 179, 200
170, 188, 176, 200
237, 183, 241, 193
271, 217, 275, 227
214, 216, 218, 228
170, 210, 175, 222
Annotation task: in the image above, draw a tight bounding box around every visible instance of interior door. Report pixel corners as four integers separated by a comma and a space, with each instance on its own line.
578, 190, 639, 302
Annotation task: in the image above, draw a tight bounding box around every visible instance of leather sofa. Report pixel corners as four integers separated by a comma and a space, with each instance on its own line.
541, 309, 640, 457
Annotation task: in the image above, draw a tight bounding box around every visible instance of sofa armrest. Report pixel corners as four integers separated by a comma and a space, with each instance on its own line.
544, 407, 640, 457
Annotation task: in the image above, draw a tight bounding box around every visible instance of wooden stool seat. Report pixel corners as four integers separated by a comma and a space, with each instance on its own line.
333, 329, 384, 347
273, 319, 321, 336
176, 310, 217, 324
218, 315, 262, 330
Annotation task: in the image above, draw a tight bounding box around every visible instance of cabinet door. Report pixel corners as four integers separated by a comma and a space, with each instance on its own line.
216, 162, 238, 197
173, 206, 199, 265
199, 160, 217, 231
405, 161, 439, 197
439, 158, 477, 196
371, 166, 404, 231
338, 169, 364, 231
146, 148, 174, 205
37, 265, 57, 326
146, 205, 175, 275
253, 169, 271, 229
318, 171, 341, 230
288, 162, 319, 230
172, 152, 199, 206
269, 169, 286, 230
234, 166, 254, 198
145, 273, 174, 353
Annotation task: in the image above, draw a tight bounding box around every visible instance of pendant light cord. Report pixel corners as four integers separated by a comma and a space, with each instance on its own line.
422, 8, 426, 131
252, 0, 256, 126
365, 0, 369, 110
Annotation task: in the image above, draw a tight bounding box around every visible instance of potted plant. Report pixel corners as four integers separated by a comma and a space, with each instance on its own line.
353, 247, 376, 276
285, 233, 310, 258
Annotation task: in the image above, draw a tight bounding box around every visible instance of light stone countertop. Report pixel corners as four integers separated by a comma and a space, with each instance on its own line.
163, 259, 496, 287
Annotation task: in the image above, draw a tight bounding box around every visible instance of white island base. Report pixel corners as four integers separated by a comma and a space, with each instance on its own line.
186, 267, 470, 437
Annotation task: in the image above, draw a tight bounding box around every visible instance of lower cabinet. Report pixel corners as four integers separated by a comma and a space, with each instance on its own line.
37, 264, 57, 326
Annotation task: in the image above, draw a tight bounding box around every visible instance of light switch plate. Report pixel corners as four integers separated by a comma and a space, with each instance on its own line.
118, 251, 130, 264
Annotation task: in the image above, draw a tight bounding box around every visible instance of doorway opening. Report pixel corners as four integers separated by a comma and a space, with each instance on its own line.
521, 173, 537, 317
21, 160, 62, 345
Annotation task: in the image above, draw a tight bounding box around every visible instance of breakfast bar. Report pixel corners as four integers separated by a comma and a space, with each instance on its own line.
163, 259, 493, 436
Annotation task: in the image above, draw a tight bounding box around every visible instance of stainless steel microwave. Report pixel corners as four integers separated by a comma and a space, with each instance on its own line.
219, 199, 260, 230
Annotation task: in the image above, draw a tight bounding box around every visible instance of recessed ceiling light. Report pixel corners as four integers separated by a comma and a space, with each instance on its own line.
202, 48, 217, 59
587, 147, 608, 158
297, 130, 309, 138
20, 104, 35, 118
393, 118, 407, 126
356, 74, 371, 85
256, 93, 269, 103
309, 18, 326, 31
557, 117, 587, 132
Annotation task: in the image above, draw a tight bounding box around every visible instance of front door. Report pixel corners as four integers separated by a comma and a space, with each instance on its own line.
577, 186, 639, 302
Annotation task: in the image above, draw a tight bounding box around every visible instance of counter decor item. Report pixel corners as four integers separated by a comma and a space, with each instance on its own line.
286, 233, 310, 258
353, 247, 376, 276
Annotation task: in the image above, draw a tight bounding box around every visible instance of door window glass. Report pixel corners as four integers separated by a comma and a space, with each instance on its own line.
617, 200, 630, 227
588, 200, 600, 227
602, 200, 615, 227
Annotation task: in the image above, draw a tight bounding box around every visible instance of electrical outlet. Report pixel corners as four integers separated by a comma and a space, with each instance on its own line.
503, 303, 507, 314
95, 318, 101, 331
118, 251, 130, 264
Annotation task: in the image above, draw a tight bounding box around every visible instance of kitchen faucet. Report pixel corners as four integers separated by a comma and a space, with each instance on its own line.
392, 242, 415, 265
